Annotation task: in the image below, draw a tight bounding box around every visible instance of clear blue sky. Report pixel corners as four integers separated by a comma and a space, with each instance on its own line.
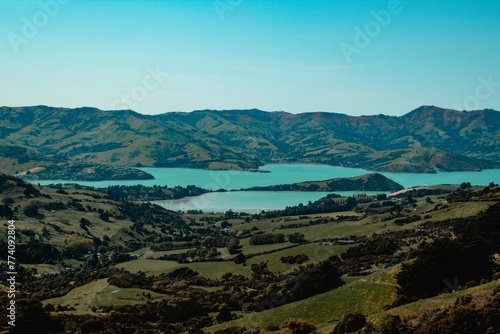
1, 0, 499, 116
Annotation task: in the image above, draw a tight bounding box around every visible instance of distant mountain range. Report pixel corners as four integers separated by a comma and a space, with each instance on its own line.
0, 105, 499, 176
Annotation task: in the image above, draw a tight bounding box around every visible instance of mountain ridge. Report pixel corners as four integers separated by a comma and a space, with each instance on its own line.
0, 105, 499, 176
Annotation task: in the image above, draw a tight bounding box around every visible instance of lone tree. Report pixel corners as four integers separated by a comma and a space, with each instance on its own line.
460, 181, 472, 189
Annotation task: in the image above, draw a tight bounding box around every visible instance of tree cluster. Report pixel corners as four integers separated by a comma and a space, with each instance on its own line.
280, 254, 309, 265
396, 202, 500, 303
249, 233, 285, 245
102, 184, 210, 201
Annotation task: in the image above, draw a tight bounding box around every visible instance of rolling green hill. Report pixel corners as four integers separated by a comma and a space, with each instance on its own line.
0, 105, 499, 176
0, 173, 194, 253
1, 173, 499, 333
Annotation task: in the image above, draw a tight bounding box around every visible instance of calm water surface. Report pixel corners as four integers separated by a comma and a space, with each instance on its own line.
36, 164, 500, 212
153, 190, 385, 214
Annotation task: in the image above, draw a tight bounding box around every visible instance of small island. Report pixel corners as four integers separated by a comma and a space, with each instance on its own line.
18, 161, 155, 181
239, 173, 404, 192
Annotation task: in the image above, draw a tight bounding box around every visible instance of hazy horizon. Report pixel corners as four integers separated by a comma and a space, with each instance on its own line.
4, 103, 499, 118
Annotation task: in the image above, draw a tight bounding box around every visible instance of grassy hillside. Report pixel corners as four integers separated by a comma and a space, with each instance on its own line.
0, 173, 197, 253
206, 267, 400, 333
1, 105, 499, 175
1, 174, 499, 333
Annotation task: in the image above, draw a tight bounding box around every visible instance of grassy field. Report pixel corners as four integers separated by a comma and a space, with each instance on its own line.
119, 242, 351, 279
205, 267, 399, 333
205, 273, 500, 334
38, 274, 387, 333
92, 284, 166, 308
43, 279, 110, 315
59, 261, 396, 332
368, 278, 500, 328
239, 238, 293, 254
42, 279, 167, 315
23, 264, 61, 275
118, 197, 496, 281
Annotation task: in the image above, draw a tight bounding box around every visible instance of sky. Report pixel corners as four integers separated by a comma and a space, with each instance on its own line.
0, 0, 499, 116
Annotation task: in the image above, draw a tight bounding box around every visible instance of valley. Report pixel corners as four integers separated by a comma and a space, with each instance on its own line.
3, 0, 500, 332
0, 172, 499, 333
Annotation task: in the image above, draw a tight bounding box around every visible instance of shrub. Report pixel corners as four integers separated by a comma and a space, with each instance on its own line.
24, 203, 44, 218
0, 204, 14, 218
280, 254, 309, 264
332, 312, 366, 334
226, 237, 241, 255
233, 253, 246, 264
66, 234, 94, 254
249, 233, 285, 245
377, 314, 402, 334
99, 211, 110, 222
280, 318, 317, 334
23, 184, 40, 197
215, 304, 232, 323
409, 288, 500, 333
287, 232, 306, 243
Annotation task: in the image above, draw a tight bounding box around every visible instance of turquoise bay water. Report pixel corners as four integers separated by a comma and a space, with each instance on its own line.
36, 164, 369, 190
36, 164, 500, 212
152, 191, 385, 214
